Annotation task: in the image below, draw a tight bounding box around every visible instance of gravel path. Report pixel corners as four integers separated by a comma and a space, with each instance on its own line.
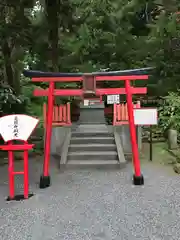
0, 159, 180, 240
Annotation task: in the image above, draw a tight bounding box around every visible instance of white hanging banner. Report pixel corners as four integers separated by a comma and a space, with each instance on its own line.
134, 108, 158, 125
0, 114, 39, 142
107, 95, 120, 104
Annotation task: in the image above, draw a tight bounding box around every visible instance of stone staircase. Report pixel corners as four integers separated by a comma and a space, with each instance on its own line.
61, 124, 126, 169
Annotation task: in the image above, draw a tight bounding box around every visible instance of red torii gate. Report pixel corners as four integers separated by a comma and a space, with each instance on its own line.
23, 68, 152, 188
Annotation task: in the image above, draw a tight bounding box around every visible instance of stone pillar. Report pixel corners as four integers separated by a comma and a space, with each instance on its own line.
168, 129, 178, 150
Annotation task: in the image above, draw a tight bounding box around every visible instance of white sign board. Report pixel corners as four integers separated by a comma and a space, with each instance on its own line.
134, 108, 158, 125
84, 99, 89, 106
107, 95, 120, 104
0, 115, 39, 142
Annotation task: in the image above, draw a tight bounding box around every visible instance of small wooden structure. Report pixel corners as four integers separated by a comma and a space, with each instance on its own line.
43, 103, 71, 128
113, 102, 141, 125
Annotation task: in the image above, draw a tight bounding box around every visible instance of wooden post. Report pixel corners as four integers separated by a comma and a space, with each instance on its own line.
149, 126, 153, 161
40, 82, 54, 188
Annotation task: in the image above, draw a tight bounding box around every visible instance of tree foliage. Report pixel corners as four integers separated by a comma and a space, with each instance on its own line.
0, 0, 180, 114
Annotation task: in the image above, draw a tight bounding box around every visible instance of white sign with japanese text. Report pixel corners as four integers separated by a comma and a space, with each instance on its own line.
107, 95, 120, 104
0, 114, 39, 142
84, 99, 89, 106
134, 108, 158, 125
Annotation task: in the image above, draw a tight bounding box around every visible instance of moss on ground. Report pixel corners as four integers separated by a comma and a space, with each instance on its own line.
140, 142, 180, 174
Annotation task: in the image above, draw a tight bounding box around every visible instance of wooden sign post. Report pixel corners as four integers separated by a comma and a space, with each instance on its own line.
134, 108, 158, 161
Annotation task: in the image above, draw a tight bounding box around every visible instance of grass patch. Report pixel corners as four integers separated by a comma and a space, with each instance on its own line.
140, 142, 177, 166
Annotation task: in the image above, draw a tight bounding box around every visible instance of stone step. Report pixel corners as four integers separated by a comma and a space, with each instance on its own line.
69, 143, 116, 152
63, 160, 120, 169
70, 137, 115, 144
75, 124, 108, 133
67, 151, 118, 161
78, 121, 106, 124
71, 132, 113, 138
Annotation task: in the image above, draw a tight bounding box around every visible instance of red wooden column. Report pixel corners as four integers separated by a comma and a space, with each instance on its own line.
8, 142, 15, 199
40, 82, 54, 188
125, 79, 144, 185
0, 141, 34, 200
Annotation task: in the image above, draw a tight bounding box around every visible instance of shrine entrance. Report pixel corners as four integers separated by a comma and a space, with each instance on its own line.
23, 68, 151, 188
78, 100, 106, 125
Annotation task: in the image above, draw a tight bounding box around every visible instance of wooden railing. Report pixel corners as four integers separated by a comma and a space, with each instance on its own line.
43, 103, 71, 128
113, 101, 140, 125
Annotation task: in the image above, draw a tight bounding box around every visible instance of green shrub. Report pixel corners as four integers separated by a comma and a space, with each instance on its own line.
159, 91, 180, 132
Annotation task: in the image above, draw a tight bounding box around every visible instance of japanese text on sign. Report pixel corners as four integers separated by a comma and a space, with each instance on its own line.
107, 95, 120, 104
13, 116, 19, 138
0, 114, 39, 142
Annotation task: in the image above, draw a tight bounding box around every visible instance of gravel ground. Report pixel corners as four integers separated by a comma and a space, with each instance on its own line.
0, 159, 180, 240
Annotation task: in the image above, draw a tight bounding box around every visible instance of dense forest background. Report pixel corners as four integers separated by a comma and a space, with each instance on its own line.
1, 0, 180, 153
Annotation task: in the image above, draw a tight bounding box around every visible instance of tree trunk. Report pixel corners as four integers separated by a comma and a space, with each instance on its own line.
2, 40, 15, 90
45, 0, 60, 72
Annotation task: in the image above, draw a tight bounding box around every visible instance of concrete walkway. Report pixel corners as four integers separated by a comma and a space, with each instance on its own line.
0, 159, 180, 240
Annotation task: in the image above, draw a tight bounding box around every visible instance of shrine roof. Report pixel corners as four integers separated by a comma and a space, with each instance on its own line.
23, 67, 154, 78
